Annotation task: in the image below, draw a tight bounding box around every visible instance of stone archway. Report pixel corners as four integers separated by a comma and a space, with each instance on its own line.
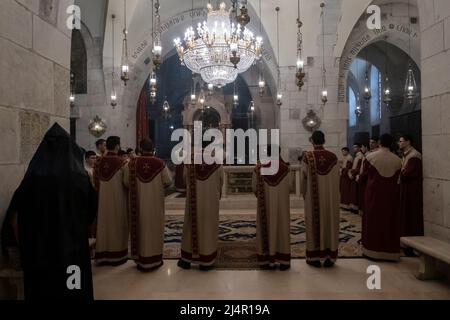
182, 95, 232, 128
337, 1, 420, 104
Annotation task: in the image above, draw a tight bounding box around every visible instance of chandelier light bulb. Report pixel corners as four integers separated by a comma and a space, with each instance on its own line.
297, 59, 304, 70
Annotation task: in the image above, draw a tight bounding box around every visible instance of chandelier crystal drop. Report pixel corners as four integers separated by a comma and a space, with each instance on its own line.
174, 2, 262, 88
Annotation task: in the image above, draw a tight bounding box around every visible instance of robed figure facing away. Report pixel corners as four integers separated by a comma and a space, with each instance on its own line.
93, 136, 129, 265
123, 139, 172, 271
1, 123, 96, 300
178, 161, 223, 270
360, 134, 402, 261
398, 135, 424, 238
252, 157, 291, 270
301, 131, 340, 268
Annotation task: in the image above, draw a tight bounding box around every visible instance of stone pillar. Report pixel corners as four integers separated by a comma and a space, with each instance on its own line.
418, 0, 450, 242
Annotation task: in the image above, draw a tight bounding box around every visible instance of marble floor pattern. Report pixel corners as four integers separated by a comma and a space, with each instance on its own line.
92, 258, 450, 300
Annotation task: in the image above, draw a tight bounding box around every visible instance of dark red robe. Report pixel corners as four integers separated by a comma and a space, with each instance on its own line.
400, 148, 424, 237
360, 148, 402, 261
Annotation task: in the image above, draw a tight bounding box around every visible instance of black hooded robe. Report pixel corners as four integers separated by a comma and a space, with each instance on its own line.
1, 123, 97, 300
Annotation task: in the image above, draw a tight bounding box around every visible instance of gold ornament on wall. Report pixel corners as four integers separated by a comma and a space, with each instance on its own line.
302, 110, 321, 132
88, 116, 107, 137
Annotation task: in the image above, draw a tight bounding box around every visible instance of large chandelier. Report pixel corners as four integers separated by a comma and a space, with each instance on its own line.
174, 2, 262, 88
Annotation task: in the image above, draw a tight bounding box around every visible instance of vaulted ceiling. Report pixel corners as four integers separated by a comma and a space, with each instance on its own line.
77, 0, 419, 78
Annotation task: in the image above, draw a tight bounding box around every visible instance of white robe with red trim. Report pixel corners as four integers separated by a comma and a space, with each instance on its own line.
93, 153, 129, 264
123, 155, 172, 269
301, 147, 340, 263
252, 160, 291, 266
180, 164, 223, 266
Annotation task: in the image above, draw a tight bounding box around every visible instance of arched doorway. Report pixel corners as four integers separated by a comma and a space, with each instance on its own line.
193, 107, 221, 130
346, 41, 422, 151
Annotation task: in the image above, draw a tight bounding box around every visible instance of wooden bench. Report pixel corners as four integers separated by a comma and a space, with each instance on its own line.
401, 236, 450, 281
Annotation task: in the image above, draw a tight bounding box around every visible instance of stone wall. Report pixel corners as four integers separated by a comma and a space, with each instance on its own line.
417, 0, 450, 242
279, 0, 346, 163
0, 0, 73, 297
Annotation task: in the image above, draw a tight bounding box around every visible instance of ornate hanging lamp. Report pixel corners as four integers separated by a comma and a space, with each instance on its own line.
110, 14, 118, 107
149, 70, 157, 104
295, 0, 306, 90
236, 0, 250, 27
275, 7, 282, 107
69, 72, 75, 107
320, 3, 327, 105
257, 0, 265, 96
120, 0, 130, 85
152, 0, 163, 69
404, 0, 418, 104
383, 37, 392, 108
363, 51, 371, 105
233, 81, 239, 107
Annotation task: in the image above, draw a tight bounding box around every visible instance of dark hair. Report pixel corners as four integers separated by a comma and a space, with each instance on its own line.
341, 147, 350, 152
95, 139, 106, 148
380, 134, 394, 148
361, 143, 369, 148
126, 148, 134, 154
84, 150, 96, 160
311, 131, 325, 145
353, 143, 362, 148
118, 149, 127, 156
399, 134, 413, 144
370, 136, 379, 142
140, 138, 154, 153
106, 136, 121, 151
